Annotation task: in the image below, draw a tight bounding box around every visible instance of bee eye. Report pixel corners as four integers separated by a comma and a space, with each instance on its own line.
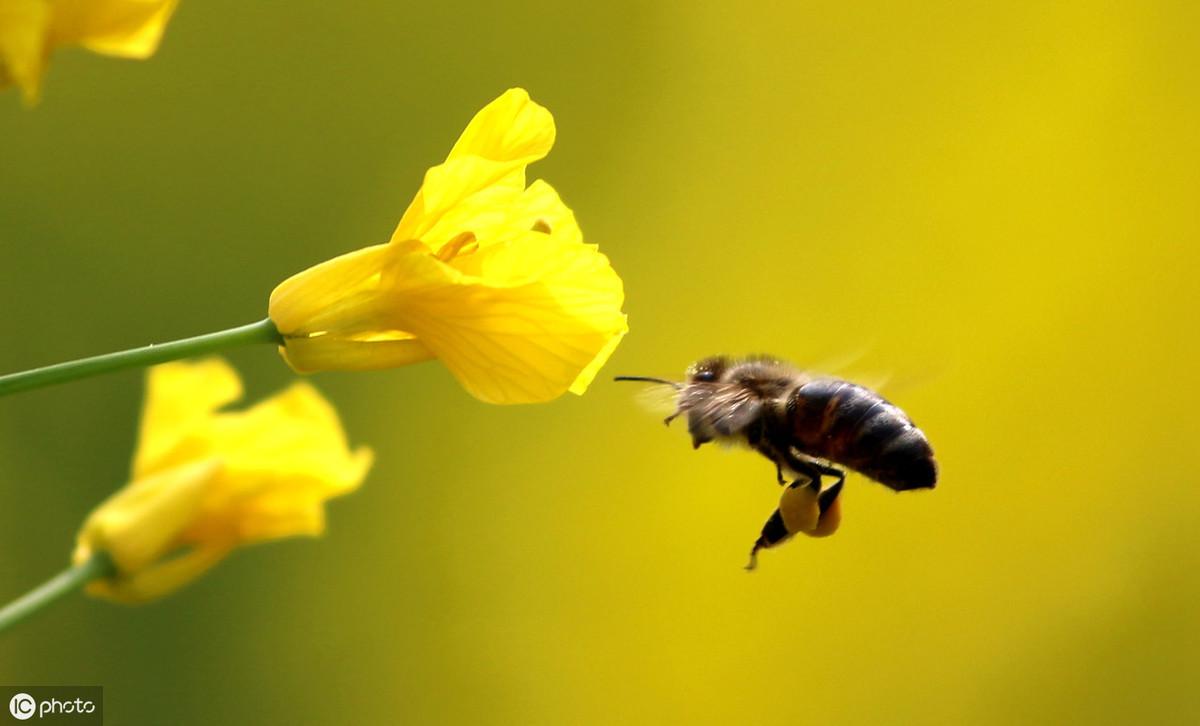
688, 356, 728, 383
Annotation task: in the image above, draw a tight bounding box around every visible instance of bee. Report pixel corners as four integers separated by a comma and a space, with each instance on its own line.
616, 355, 937, 569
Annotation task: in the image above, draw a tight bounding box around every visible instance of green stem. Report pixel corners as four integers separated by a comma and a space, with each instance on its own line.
0, 318, 282, 397
0, 553, 114, 634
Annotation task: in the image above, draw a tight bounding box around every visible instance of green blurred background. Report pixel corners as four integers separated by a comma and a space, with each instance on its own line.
2, 1, 1198, 723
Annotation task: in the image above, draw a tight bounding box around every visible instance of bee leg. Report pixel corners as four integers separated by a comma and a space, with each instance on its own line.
745, 508, 791, 571
745, 542, 761, 571
808, 461, 846, 491
752, 443, 789, 486
817, 478, 844, 514
784, 457, 824, 492
784, 471, 820, 492
782, 451, 845, 492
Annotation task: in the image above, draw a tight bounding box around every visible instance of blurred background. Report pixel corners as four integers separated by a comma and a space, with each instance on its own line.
2, 1, 1198, 723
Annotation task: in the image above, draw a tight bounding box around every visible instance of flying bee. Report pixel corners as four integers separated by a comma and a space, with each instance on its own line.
616, 355, 937, 569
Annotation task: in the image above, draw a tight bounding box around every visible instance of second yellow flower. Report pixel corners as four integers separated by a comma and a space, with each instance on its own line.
268, 88, 628, 405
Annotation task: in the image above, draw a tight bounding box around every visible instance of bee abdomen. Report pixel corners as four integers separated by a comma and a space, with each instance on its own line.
854, 422, 937, 491
788, 380, 937, 491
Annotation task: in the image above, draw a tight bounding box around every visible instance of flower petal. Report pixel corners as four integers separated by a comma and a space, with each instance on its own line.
74, 459, 220, 574
208, 381, 374, 494
279, 334, 435, 373
515, 180, 583, 245
0, 0, 49, 104
269, 244, 391, 336
84, 541, 232, 604
133, 359, 242, 477
380, 236, 627, 404
186, 466, 362, 544
445, 87, 556, 163
568, 325, 626, 395
161, 380, 372, 546
420, 178, 583, 254
48, 0, 178, 58
391, 88, 555, 245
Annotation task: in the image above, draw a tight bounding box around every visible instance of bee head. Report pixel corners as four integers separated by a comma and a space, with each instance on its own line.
686, 356, 730, 383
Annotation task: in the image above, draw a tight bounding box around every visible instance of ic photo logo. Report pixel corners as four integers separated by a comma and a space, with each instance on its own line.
3, 688, 101, 724
7, 694, 34, 721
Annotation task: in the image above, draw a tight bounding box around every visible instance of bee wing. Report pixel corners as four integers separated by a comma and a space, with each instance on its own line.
846, 371, 894, 394
632, 384, 680, 418
803, 347, 949, 399
797, 347, 894, 392
682, 383, 763, 436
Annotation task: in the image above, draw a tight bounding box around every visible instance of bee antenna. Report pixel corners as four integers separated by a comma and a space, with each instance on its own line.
613, 375, 682, 390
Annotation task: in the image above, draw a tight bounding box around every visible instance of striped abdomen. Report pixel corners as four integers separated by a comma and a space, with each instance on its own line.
785, 380, 937, 491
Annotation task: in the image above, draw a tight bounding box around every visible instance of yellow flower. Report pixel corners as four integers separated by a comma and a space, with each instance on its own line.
269, 88, 628, 405
71, 358, 372, 604
0, 0, 177, 104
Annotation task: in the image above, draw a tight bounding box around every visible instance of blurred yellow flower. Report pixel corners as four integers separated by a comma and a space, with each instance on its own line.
269, 88, 628, 405
0, 0, 177, 104
71, 358, 372, 604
